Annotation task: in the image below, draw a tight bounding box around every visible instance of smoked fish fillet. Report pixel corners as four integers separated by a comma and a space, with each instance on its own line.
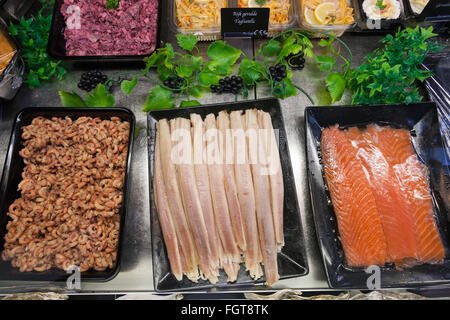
367, 125, 445, 264
157, 119, 199, 281
230, 110, 263, 280
321, 125, 388, 267
190, 114, 221, 275
246, 109, 279, 286
172, 117, 218, 283
217, 111, 247, 252
154, 129, 183, 281
346, 127, 419, 266
258, 110, 284, 251
204, 114, 241, 280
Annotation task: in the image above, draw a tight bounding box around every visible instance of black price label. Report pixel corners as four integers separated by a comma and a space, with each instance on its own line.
221, 8, 270, 39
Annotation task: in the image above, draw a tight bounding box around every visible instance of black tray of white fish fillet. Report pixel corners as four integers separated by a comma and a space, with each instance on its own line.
147, 98, 308, 291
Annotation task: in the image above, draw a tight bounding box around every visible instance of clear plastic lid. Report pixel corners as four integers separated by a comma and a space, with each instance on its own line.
171, 0, 227, 40
237, 0, 298, 32
298, 0, 357, 32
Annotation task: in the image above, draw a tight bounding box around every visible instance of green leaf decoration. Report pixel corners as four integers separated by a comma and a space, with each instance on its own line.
121, 77, 138, 96
142, 86, 175, 112
188, 85, 204, 99
59, 91, 87, 107
315, 55, 336, 72
207, 41, 242, 66
198, 72, 221, 87
326, 72, 346, 104
176, 34, 198, 52
180, 100, 201, 108
263, 39, 282, 57
239, 59, 266, 86
85, 84, 115, 107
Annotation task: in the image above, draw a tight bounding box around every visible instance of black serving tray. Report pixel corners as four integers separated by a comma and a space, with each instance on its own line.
148, 98, 309, 292
47, 0, 161, 64
306, 103, 450, 289
0, 107, 135, 282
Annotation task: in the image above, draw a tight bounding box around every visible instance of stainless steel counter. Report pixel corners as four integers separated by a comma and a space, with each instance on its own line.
0, 33, 447, 295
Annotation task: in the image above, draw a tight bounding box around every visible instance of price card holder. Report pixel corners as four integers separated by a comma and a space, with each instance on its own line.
221, 8, 270, 39
418, 0, 450, 22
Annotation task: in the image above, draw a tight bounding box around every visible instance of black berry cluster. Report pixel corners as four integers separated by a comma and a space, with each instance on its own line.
287, 52, 305, 71
269, 63, 287, 82
210, 76, 243, 95
78, 70, 108, 91
163, 75, 185, 90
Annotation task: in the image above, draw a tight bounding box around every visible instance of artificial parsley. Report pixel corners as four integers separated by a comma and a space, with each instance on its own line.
8, 0, 66, 88
348, 26, 443, 105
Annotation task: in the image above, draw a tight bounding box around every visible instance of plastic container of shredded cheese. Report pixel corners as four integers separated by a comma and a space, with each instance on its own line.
237, 0, 298, 35
170, 0, 227, 41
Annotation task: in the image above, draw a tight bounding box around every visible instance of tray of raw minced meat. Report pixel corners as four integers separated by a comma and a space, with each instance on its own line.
306, 102, 450, 289
0, 107, 135, 281
148, 98, 308, 291
47, 0, 160, 61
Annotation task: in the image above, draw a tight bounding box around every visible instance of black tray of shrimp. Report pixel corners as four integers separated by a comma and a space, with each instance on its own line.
147, 98, 308, 291
0, 107, 135, 282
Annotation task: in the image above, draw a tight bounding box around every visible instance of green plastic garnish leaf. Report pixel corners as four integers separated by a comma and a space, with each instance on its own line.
180, 100, 201, 108
121, 77, 138, 96
315, 55, 336, 72
176, 34, 198, 52
59, 91, 87, 107
326, 72, 346, 104
85, 84, 115, 107
142, 86, 175, 112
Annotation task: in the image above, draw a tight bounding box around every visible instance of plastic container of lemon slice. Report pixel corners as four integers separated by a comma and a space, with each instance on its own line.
237, 0, 298, 35
170, 0, 227, 41
299, 0, 357, 36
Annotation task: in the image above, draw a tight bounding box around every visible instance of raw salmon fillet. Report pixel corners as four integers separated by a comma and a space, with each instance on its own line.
346, 127, 419, 266
367, 125, 445, 264
321, 125, 388, 267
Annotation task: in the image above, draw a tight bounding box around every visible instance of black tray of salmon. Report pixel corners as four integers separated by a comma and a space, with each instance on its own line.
0, 107, 135, 282
306, 102, 450, 289
148, 98, 308, 291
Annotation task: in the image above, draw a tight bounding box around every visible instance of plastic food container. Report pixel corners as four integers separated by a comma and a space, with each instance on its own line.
0, 107, 135, 282
298, 0, 357, 37
47, 0, 161, 63
237, 0, 298, 34
0, 18, 23, 100
355, 0, 406, 31
170, 0, 227, 41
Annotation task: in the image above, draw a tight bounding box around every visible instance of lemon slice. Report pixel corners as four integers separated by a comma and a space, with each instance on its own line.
314, 2, 336, 24
304, 7, 319, 25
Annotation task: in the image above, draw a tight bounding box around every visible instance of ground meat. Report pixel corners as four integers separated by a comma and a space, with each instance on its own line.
61, 0, 159, 56
1, 116, 130, 273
